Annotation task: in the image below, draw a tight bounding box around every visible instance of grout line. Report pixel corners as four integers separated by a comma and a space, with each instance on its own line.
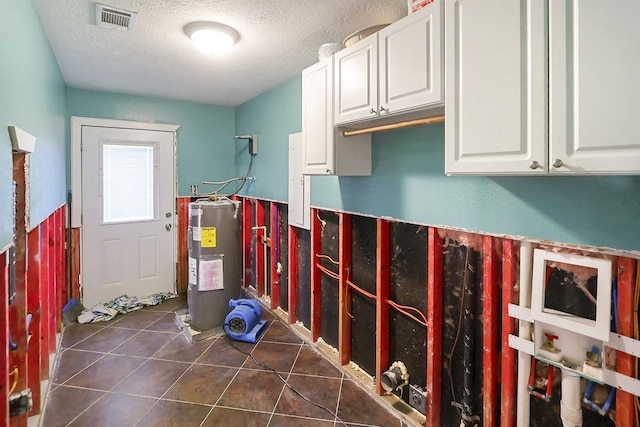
334, 372, 345, 426
55, 352, 108, 387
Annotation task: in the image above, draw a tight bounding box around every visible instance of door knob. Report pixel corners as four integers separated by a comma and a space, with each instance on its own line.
552, 159, 564, 168
165, 224, 172, 231
165, 212, 172, 218
529, 160, 540, 170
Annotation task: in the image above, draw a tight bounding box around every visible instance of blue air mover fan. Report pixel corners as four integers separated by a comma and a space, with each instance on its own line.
224, 299, 268, 344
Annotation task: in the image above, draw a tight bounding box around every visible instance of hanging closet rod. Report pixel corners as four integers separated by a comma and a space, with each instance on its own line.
342, 114, 445, 137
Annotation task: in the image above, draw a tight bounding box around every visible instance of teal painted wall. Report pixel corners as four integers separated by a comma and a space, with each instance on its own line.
235, 76, 302, 200
0, 0, 67, 248
235, 77, 640, 252
66, 88, 236, 197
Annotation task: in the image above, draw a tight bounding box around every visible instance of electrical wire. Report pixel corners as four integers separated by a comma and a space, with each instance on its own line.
201, 153, 255, 197
9, 367, 18, 394
224, 334, 347, 426
448, 248, 470, 420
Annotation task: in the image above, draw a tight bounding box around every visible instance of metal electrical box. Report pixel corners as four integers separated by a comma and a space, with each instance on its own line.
187, 199, 241, 331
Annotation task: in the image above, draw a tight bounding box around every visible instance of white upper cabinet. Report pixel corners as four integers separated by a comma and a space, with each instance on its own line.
549, 0, 640, 174
334, 2, 443, 125
445, 0, 547, 175
302, 59, 334, 175
446, 0, 640, 175
302, 58, 372, 176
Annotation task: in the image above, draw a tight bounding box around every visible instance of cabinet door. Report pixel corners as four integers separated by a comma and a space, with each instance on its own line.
288, 133, 310, 230
302, 59, 334, 175
334, 35, 378, 125
445, 0, 547, 175
549, 0, 640, 174
379, 2, 443, 116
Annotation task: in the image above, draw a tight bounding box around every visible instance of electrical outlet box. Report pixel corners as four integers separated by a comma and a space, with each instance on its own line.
409, 384, 426, 415
249, 135, 258, 155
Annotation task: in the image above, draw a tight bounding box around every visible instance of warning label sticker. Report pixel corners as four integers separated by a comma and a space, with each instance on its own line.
201, 227, 217, 247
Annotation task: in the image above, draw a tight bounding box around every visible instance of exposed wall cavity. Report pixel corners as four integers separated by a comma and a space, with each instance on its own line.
320, 211, 339, 349
278, 205, 289, 312
390, 222, 427, 399
350, 215, 377, 377
297, 228, 311, 329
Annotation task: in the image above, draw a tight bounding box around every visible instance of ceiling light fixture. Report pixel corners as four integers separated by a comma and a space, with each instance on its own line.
184, 21, 239, 56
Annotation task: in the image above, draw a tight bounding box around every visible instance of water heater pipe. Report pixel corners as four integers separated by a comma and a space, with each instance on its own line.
516, 242, 533, 427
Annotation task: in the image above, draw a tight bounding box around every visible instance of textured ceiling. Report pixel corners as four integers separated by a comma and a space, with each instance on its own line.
32, 0, 408, 106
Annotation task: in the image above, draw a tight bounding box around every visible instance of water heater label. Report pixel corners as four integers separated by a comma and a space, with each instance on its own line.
201, 227, 217, 247
192, 227, 201, 241
188, 257, 197, 285
199, 257, 224, 291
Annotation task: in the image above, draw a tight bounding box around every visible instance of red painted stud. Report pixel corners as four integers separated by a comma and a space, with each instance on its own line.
287, 225, 299, 324
242, 197, 252, 288
270, 203, 280, 310
39, 221, 50, 381
616, 257, 636, 427
482, 236, 500, 426
500, 239, 518, 427
0, 250, 9, 425
256, 201, 265, 296
26, 228, 41, 416
375, 219, 390, 395
310, 208, 322, 342
426, 227, 443, 427
338, 213, 352, 365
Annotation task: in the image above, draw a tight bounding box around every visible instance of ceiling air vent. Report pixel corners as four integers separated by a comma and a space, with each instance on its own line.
95, 4, 137, 32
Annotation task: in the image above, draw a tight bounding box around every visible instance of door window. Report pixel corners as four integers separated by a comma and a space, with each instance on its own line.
100, 142, 158, 224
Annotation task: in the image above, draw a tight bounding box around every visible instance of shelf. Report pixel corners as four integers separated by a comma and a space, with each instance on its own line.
534, 354, 605, 385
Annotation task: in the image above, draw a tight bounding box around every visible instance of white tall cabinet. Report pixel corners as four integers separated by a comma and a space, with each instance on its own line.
445, 0, 640, 175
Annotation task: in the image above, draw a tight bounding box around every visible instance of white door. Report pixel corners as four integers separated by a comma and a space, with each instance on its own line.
302, 58, 334, 175
549, 0, 640, 174
334, 34, 378, 125
81, 126, 176, 308
445, 0, 547, 175
379, 1, 443, 115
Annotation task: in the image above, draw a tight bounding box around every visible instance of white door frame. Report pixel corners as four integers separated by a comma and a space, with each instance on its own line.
70, 116, 180, 299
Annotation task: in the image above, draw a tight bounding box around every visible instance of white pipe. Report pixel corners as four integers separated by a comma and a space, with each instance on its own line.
516, 242, 534, 427
560, 371, 582, 427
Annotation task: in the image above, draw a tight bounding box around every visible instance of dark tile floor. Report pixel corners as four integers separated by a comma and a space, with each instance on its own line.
42, 297, 403, 427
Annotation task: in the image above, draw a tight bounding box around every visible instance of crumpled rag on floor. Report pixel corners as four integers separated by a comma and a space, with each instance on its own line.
77, 292, 178, 324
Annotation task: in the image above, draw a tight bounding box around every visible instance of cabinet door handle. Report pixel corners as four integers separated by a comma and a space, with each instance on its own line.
552, 159, 564, 168
529, 160, 541, 170
326, 168, 332, 174
370, 108, 377, 114
379, 106, 389, 113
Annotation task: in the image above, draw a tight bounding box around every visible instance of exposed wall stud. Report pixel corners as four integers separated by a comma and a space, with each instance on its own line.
242, 198, 252, 288
426, 227, 443, 427
271, 203, 280, 309
500, 239, 517, 427
616, 257, 637, 427
482, 236, 499, 426
375, 219, 390, 394
176, 197, 190, 294
39, 221, 50, 381
288, 225, 299, 324
0, 250, 9, 426
26, 228, 41, 416
256, 201, 265, 296
338, 213, 352, 365
311, 208, 322, 342
426, 227, 443, 426
11, 152, 28, 426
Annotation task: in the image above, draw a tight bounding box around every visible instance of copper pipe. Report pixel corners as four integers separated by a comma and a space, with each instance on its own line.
342, 115, 445, 137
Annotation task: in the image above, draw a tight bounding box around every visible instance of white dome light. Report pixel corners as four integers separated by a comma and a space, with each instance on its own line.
184, 22, 239, 56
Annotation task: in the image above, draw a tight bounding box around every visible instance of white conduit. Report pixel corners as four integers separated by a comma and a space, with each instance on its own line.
516, 242, 533, 427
